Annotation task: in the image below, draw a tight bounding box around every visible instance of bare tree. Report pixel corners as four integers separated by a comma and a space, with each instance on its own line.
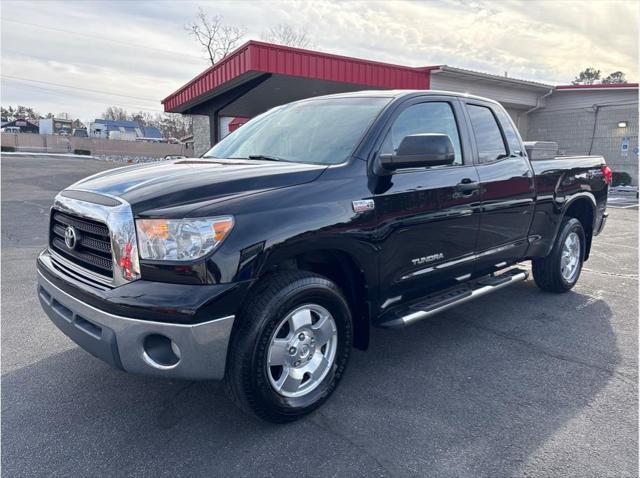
262, 24, 315, 48
1, 105, 50, 121
102, 106, 129, 121
186, 8, 246, 65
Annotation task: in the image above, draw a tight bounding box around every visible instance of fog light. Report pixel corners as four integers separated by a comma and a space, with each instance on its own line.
142, 334, 180, 369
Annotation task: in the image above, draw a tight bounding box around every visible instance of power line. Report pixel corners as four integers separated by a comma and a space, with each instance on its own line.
2, 49, 196, 106
1, 75, 161, 102
1, 18, 206, 62
2, 81, 165, 113
3, 47, 192, 86
3, 82, 165, 113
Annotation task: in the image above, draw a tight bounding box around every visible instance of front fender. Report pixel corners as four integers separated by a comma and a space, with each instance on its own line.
197, 169, 378, 287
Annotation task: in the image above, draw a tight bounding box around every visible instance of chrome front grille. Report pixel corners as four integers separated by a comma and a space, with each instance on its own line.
48, 191, 141, 288
50, 210, 114, 278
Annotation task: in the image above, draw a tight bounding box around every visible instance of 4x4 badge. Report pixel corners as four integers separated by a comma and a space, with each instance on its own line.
352, 199, 375, 213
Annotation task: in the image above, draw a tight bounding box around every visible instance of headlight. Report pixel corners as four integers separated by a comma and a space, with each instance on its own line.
136, 216, 234, 261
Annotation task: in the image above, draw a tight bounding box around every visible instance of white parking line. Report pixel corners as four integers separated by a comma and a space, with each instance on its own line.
607, 197, 638, 209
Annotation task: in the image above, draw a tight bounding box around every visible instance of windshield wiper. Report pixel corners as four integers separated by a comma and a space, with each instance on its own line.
200, 154, 289, 162
218, 154, 295, 162
247, 154, 287, 162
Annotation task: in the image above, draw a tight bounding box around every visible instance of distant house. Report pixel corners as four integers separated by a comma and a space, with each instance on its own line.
141, 126, 163, 139
89, 119, 134, 139
88, 119, 163, 141
39, 117, 73, 135
2, 118, 39, 133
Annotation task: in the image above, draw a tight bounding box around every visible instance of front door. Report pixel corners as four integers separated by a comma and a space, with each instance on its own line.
373, 98, 481, 308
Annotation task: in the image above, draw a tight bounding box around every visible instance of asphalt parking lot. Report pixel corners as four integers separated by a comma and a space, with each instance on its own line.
607, 191, 639, 210
2, 155, 638, 477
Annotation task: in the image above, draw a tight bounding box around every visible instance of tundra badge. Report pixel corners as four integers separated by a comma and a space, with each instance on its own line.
352, 199, 375, 213
412, 253, 444, 265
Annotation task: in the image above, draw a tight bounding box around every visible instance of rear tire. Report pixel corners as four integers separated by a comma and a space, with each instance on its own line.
224, 271, 352, 423
532, 217, 585, 293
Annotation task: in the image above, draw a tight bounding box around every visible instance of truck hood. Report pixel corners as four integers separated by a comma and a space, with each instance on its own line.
70, 159, 327, 215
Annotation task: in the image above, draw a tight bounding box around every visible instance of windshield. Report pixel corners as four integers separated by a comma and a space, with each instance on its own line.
204, 97, 391, 165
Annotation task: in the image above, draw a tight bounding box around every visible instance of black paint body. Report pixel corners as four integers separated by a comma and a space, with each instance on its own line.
38, 91, 609, 332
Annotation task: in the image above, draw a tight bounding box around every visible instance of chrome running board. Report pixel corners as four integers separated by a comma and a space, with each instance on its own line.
378, 268, 529, 328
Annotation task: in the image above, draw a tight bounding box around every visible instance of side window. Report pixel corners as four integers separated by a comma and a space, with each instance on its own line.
467, 105, 507, 163
381, 102, 463, 165
494, 107, 523, 156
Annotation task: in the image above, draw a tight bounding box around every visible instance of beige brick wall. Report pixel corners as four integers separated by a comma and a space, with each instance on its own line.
1, 133, 193, 158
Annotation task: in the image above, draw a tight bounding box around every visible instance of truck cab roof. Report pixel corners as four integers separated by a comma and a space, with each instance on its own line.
304, 89, 502, 106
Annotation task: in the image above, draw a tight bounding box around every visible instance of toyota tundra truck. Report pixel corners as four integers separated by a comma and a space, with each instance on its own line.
37, 90, 610, 422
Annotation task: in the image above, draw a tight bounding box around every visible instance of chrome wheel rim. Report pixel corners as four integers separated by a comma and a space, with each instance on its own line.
561, 232, 581, 282
267, 304, 338, 398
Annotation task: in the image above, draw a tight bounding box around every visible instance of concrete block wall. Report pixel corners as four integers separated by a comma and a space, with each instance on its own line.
527, 104, 638, 184
191, 115, 211, 157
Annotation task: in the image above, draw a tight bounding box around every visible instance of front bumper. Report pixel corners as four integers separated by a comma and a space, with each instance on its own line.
37, 270, 235, 380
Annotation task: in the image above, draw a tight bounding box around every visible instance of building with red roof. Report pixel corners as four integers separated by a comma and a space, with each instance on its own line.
163, 40, 638, 183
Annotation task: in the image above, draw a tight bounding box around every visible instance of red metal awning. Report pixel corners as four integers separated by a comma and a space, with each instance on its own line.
162, 41, 433, 113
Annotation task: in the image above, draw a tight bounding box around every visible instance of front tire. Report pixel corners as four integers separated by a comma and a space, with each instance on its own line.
224, 271, 352, 423
532, 217, 585, 293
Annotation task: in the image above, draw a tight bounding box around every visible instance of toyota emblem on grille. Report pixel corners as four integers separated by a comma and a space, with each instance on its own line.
64, 226, 78, 250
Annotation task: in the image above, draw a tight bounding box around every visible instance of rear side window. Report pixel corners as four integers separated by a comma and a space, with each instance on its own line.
494, 108, 523, 156
380, 102, 463, 165
467, 105, 507, 163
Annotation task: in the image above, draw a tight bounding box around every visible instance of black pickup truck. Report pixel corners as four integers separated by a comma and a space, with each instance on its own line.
37, 90, 610, 422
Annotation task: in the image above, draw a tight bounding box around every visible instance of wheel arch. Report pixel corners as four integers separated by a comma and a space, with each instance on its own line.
561, 194, 596, 261
256, 243, 375, 350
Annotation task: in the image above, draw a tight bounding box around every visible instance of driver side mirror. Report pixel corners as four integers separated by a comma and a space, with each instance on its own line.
377, 133, 455, 174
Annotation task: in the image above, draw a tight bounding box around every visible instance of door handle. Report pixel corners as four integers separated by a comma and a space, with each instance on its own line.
456, 179, 479, 195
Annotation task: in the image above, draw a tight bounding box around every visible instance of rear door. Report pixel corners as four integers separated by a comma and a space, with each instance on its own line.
461, 100, 535, 269
374, 97, 481, 306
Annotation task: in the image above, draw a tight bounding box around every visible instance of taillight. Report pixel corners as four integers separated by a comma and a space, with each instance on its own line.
601, 165, 613, 185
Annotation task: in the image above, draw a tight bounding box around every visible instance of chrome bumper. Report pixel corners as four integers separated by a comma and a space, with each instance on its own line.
37, 271, 235, 380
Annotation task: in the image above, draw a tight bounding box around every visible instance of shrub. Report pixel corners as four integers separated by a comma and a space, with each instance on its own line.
73, 149, 91, 156
612, 171, 632, 186
1, 146, 16, 152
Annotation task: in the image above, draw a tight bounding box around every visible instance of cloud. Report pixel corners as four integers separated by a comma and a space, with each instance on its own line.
1, 0, 637, 120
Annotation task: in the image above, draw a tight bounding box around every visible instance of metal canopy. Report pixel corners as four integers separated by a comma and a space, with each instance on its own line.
162, 40, 431, 114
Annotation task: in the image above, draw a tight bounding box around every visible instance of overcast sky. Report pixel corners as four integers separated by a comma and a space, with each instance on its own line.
1, 0, 638, 121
